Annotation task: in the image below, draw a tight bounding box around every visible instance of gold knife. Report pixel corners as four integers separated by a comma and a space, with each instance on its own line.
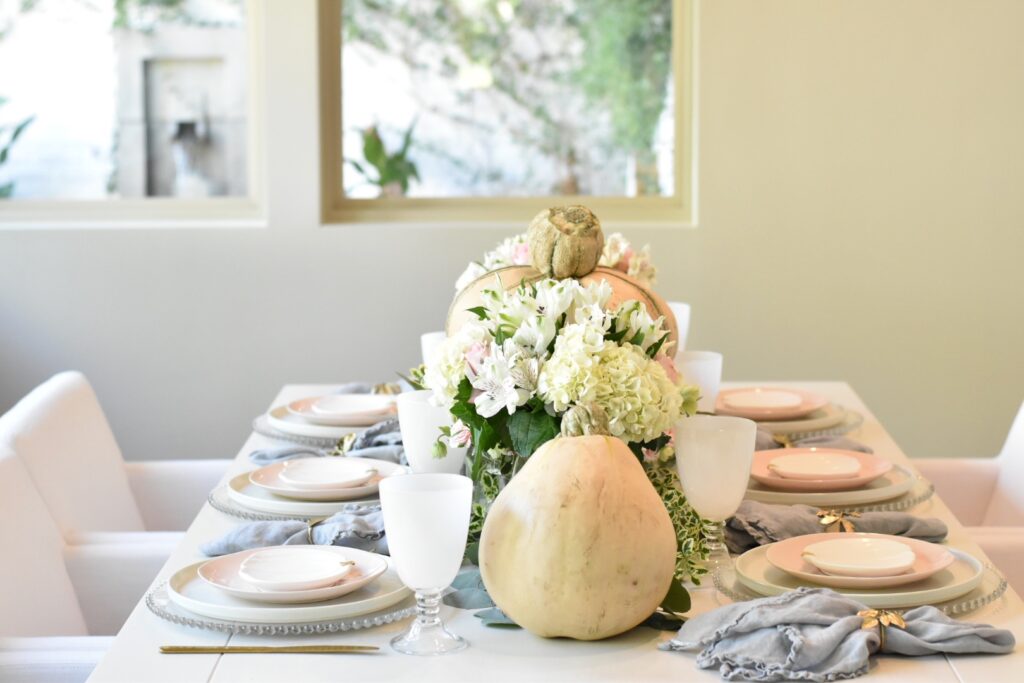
160, 645, 379, 654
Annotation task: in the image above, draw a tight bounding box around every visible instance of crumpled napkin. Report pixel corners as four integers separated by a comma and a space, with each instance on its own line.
249, 418, 404, 466
661, 587, 1014, 681
755, 428, 872, 454
200, 506, 387, 556
725, 501, 947, 554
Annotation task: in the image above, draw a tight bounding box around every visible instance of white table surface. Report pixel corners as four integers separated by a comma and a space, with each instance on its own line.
87, 382, 1021, 682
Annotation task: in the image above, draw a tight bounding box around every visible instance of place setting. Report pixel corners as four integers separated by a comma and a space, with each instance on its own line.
252, 386, 400, 446
716, 385, 865, 440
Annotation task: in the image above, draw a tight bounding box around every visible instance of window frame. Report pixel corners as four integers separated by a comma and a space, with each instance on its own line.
0, 0, 267, 229
318, 0, 697, 228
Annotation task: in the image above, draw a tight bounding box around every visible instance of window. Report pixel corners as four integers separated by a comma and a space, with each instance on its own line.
320, 0, 694, 225
0, 0, 261, 224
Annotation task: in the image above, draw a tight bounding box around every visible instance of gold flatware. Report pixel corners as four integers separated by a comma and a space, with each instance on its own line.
160, 645, 379, 655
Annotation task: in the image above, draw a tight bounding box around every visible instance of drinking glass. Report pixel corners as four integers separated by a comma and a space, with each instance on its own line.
379, 473, 473, 655
420, 331, 446, 366
396, 390, 467, 474
668, 301, 691, 352
674, 415, 756, 585
675, 351, 723, 413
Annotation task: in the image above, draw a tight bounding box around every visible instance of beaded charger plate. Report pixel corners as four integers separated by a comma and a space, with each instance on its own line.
208, 484, 380, 522
146, 582, 415, 636
252, 414, 348, 449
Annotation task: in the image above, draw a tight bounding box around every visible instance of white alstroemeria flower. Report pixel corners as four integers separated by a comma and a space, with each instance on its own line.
599, 232, 630, 268
509, 351, 541, 394
469, 342, 531, 418
512, 313, 556, 357
533, 279, 575, 321
573, 279, 614, 312
613, 300, 667, 353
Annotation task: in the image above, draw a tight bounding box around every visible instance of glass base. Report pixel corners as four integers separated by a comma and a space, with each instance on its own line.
391, 619, 468, 656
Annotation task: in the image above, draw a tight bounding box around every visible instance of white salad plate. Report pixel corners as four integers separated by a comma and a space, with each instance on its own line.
745, 463, 916, 506
736, 543, 983, 608
237, 547, 355, 591
801, 536, 916, 577
198, 546, 387, 604
751, 450, 894, 492
266, 405, 364, 439
767, 452, 862, 480
248, 459, 403, 502
716, 387, 829, 421
286, 395, 396, 427
227, 472, 382, 516
277, 458, 381, 491
170, 551, 409, 622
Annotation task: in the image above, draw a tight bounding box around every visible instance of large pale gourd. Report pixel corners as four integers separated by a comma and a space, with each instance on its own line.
446, 265, 679, 348
479, 435, 677, 640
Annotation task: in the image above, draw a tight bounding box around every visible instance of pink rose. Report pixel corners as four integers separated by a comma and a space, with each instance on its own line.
513, 242, 531, 265
464, 342, 487, 374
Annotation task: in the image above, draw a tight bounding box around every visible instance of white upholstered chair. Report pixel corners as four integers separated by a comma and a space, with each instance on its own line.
0, 445, 169, 683
915, 400, 1024, 590
668, 301, 691, 353
0, 371, 230, 539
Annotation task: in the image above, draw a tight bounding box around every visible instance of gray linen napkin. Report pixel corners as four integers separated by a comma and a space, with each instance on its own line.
725, 501, 947, 554
200, 506, 387, 556
249, 418, 405, 466
661, 587, 1014, 681
755, 428, 872, 454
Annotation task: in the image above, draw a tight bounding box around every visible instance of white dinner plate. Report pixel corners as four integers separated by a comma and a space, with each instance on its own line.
753, 403, 848, 435
800, 536, 916, 577
286, 396, 396, 427
767, 452, 862, 480
745, 463, 916, 506
198, 546, 387, 604
248, 459, 403, 502
278, 458, 380, 491
226, 471, 384, 516
170, 553, 410, 622
736, 544, 983, 608
716, 387, 829, 421
266, 405, 365, 439
237, 546, 355, 591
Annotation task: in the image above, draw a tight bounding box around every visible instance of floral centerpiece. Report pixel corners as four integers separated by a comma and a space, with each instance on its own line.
424, 207, 713, 590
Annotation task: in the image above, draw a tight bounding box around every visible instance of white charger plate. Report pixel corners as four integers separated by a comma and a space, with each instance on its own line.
735, 544, 983, 608
745, 463, 916, 506
266, 405, 365, 439
170, 553, 410, 623
226, 471, 383, 516
753, 403, 848, 434
198, 546, 387, 604
249, 459, 404, 502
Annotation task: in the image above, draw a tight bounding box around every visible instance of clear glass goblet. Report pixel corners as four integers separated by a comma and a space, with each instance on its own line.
379, 473, 473, 655
673, 415, 756, 589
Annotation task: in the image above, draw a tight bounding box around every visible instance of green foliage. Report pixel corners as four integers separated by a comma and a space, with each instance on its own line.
660, 575, 692, 615
507, 405, 559, 458
348, 123, 420, 196
0, 97, 33, 199
645, 459, 715, 584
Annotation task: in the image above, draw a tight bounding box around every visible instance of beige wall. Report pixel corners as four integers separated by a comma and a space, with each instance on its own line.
1, 0, 1022, 461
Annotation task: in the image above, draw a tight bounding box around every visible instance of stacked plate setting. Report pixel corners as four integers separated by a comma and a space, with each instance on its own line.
734, 533, 985, 609
265, 394, 398, 440
716, 386, 859, 437
165, 545, 412, 623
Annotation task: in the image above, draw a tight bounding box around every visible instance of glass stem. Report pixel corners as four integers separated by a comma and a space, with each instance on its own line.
706, 520, 726, 556
414, 588, 442, 628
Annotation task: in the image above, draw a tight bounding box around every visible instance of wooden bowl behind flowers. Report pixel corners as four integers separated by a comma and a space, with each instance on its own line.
445, 265, 679, 349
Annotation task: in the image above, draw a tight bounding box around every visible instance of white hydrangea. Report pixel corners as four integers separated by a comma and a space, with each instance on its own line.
537, 321, 606, 411
424, 322, 489, 408
584, 343, 684, 444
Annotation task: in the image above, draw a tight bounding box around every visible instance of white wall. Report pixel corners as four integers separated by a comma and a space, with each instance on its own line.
2, 0, 1022, 461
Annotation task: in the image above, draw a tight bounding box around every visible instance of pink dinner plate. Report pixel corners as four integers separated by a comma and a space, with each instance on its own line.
750, 449, 893, 492
716, 387, 829, 421
765, 533, 955, 589
198, 546, 388, 604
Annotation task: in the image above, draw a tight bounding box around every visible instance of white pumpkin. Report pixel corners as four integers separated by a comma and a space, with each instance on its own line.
478, 435, 677, 640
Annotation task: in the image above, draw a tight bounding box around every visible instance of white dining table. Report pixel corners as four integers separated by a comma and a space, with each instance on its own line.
87, 382, 1020, 682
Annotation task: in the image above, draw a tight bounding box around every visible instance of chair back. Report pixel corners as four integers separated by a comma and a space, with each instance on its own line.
0, 372, 145, 537
983, 399, 1024, 525
0, 446, 89, 636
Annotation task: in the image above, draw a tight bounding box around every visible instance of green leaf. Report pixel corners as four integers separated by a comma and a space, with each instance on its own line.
647, 331, 669, 358
474, 607, 520, 628
399, 119, 417, 156
660, 576, 691, 614
361, 127, 387, 171
641, 610, 686, 631
464, 541, 480, 566
507, 409, 559, 458
466, 306, 488, 320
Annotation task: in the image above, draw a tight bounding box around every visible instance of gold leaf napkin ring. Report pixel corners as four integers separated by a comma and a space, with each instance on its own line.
817, 509, 861, 533
857, 609, 906, 650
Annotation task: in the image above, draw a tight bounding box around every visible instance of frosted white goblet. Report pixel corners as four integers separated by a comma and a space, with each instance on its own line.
420, 331, 446, 366
675, 351, 723, 413
379, 473, 473, 655
396, 390, 467, 474
668, 301, 691, 352
674, 415, 756, 589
